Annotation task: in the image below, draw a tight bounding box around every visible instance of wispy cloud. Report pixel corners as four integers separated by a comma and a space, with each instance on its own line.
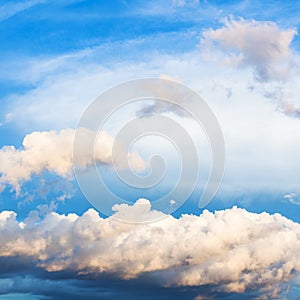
278, 100, 300, 119
284, 193, 300, 205
172, 0, 199, 7
0, 0, 47, 22
0, 113, 12, 127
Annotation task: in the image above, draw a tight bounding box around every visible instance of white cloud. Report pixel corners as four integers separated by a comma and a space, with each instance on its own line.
0, 128, 146, 194
284, 193, 300, 205
201, 18, 297, 81
278, 100, 300, 119
0, 199, 300, 295
0, 0, 47, 22
0, 113, 13, 127
6, 58, 155, 130
172, 0, 199, 7
3, 44, 300, 196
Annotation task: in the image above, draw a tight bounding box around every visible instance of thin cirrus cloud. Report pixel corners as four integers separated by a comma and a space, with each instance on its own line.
0, 199, 299, 298
172, 0, 199, 7
201, 18, 297, 82
0, 128, 146, 194
0, 0, 47, 22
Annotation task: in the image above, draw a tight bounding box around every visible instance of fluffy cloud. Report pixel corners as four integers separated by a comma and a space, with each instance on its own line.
0, 199, 300, 296
0, 128, 146, 194
201, 18, 297, 81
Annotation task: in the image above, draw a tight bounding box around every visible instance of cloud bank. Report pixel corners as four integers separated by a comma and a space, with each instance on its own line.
0, 199, 300, 296
0, 128, 146, 193
201, 18, 297, 81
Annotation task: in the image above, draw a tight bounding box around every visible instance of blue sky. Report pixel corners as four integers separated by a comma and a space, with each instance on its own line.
1, 0, 300, 299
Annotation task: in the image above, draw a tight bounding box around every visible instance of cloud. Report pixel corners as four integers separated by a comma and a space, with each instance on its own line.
257, 83, 300, 119
134, 74, 191, 118
284, 193, 300, 205
3, 43, 300, 196
0, 199, 300, 296
278, 100, 300, 119
0, 113, 13, 127
172, 0, 199, 7
201, 18, 297, 81
0, 0, 47, 22
0, 128, 146, 194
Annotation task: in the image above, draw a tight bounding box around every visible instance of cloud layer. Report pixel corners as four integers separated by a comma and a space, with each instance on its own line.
0, 128, 146, 193
201, 18, 297, 81
0, 199, 300, 296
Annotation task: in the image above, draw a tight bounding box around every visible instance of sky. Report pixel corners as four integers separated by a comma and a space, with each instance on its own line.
0, 0, 300, 299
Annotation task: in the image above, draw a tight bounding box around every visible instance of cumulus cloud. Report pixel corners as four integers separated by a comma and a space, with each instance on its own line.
201, 18, 297, 81
0, 199, 300, 296
0, 128, 146, 194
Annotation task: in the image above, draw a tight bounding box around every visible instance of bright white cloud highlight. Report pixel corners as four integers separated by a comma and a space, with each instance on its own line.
0, 128, 146, 194
0, 199, 299, 295
3, 42, 300, 196
201, 18, 297, 81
